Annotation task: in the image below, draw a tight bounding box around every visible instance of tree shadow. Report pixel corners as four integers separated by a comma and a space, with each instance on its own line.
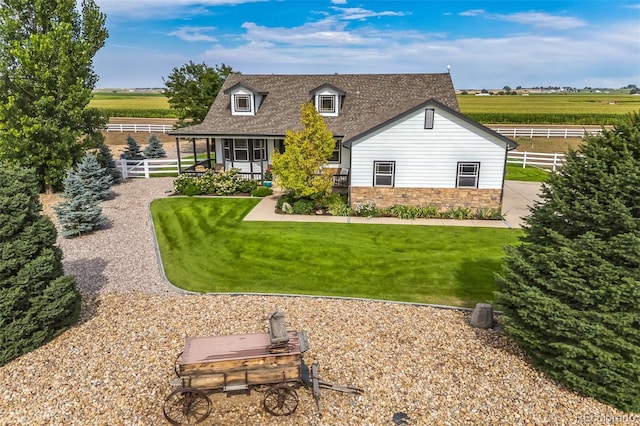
63, 257, 108, 324
452, 258, 503, 307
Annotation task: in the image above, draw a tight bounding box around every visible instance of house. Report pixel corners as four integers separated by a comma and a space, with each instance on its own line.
169, 73, 517, 211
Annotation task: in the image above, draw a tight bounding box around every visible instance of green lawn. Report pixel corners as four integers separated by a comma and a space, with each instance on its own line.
505, 163, 549, 182
150, 198, 522, 307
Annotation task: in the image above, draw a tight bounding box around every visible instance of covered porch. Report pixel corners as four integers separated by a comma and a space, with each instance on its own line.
173, 135, 350, 188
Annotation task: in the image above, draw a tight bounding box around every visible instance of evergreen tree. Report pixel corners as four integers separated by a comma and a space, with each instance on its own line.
96, 142, 122, 184
120, 135, 144, 160
53, 160, 106, 237
271, 103, 336, 198
143, 133, 166, 158
74, 153, 113, 200
0, 0, 108, 193
0, 164, 80, 366
496, 112, 640, 413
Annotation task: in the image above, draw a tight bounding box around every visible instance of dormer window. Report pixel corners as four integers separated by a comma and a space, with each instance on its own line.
310, 83, 345, 117
319, 95, 335, 113
224, 82, 266, 116
235, 95, 251, 112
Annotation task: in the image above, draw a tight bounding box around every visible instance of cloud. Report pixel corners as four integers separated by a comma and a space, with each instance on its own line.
331, 0, 348, 4
329, 6, 405, 20
95, 0, 264, 18
459, 9, 586, 30
168, 26, 218, 42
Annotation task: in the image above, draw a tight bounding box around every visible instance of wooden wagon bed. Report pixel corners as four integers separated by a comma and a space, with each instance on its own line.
177, 331, 306, 390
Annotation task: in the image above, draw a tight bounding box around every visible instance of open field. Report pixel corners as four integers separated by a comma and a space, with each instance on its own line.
458, 93, 640, 124
90, 92, 176, 118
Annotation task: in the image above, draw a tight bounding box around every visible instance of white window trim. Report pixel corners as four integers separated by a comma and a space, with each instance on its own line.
234, 94, 251, 112
319, 95, 335, 113
373, 161, 395, 187
424, 108, 435, 129
456, 162, 480, 188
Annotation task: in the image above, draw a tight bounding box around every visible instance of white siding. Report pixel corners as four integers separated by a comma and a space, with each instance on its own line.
350, 107, 507, 189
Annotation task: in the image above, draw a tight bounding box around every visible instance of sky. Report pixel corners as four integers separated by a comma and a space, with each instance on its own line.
92, 0, 640, 90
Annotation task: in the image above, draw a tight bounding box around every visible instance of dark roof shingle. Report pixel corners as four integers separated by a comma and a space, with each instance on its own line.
171, 73, 458, 142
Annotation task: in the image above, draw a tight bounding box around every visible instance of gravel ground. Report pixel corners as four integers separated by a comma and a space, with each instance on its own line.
1, 178, 636, 426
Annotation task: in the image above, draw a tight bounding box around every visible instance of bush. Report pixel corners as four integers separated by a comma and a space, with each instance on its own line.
292, 199, 316, 215
1, 164, 80, 365
238, 179, 258, 194
172, 169, 252, 196
277, 192, 297, 210
173, 173, 199, 195
353, 200, 380, 217
251, 186, 273, 197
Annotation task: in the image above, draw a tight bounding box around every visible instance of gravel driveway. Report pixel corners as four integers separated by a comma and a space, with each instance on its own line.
0, 178, 632, 425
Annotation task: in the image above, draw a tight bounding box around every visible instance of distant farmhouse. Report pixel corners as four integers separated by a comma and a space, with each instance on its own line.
170, 73, 517, 211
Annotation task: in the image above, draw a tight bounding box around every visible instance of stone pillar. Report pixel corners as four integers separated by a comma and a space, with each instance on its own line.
470, 303, 494, 329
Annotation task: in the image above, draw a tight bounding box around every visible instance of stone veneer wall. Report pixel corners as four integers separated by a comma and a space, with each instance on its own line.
350, 187, 502, 210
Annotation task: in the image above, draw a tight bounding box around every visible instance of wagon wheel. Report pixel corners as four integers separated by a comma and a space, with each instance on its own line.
163, 387, 211, 425
263, 384, 298, 416
173, 351, 183, 377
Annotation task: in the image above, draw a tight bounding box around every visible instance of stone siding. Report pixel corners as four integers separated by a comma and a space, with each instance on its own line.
350, 187, 502, 210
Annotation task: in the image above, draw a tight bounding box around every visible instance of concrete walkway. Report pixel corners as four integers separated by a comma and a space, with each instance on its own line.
244, 181, 543, 229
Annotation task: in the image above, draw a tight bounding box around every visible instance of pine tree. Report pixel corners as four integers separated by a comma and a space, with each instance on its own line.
143, 133, 166, 158
0, 163, 80, 366
75, 153, 113, 200
96, 142, 122, 184
496, 112, 640, 413
53, 159, 106, 238
120, 135, 144, 160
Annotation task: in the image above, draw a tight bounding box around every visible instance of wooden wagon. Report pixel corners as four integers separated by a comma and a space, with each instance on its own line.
163, 310, 362, 425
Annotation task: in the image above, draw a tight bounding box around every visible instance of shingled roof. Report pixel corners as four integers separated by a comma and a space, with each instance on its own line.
170, 73, 459, 143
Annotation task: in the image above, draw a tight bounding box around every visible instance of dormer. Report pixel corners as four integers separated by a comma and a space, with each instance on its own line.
224, 82, 266, 116
310, 83, 345, 117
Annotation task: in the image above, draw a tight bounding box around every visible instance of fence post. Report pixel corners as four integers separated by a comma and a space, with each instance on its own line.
547, 129, 551, 138
144, 159, 150, 178
522, 152, 527, 168
552, 153, 558, 172
120, 160, 128, 179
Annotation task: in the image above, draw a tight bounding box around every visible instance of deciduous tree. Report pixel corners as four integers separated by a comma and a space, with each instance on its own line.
0, 0, 108, 193
496, 112, 640, 413
0, 164, 80, 366
163, 61, 236, 128
271, 103, 336, 198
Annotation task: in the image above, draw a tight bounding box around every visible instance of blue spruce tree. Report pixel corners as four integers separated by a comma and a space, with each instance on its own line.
120, 135, 144, 160
54, 156, 108, 237
143, 133, 166, 158
96, 142, 122, 184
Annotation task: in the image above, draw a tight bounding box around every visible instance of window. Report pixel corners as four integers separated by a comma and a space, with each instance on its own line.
318, 95, 335, 113
234, 139, 249, 161
234, 94, 251, 112
457, 162, 480, 188
424, 108, 435, 129
223, 139, 232, 160
373, 161, 395, 187
252, 139, 266, 160
329, 140, 341, 163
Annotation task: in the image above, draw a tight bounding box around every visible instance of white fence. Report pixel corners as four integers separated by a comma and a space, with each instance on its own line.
117, 158, 194, 179
492, 127, 603, 138
107, 123, 174, 133
106, 123, 604, 138
507, 151, 566, 171
118, 152, 565, 180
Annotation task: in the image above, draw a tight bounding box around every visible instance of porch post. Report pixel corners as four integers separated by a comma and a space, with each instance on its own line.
192, 138, 197, 165
206, 137, 212, 169
175, 137, 182, 174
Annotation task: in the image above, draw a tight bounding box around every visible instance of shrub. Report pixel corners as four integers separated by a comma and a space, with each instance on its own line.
443, 207, 472, 220
353, 200, 380, 218
173, 173, 199, 195
1, 164, 80, 366
475, 207, 504, 220
251, 186, 273, 197
238, 179, 258, 194
292, 198, 315, 215
387, 205, 420, 219
277, 192, 296, 210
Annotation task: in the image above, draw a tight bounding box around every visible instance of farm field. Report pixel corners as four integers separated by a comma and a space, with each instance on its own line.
458, 93, 640, 125
90, 92, 175, 118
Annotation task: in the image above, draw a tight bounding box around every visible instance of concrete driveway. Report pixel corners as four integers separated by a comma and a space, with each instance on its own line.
502, 181, 544, 228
